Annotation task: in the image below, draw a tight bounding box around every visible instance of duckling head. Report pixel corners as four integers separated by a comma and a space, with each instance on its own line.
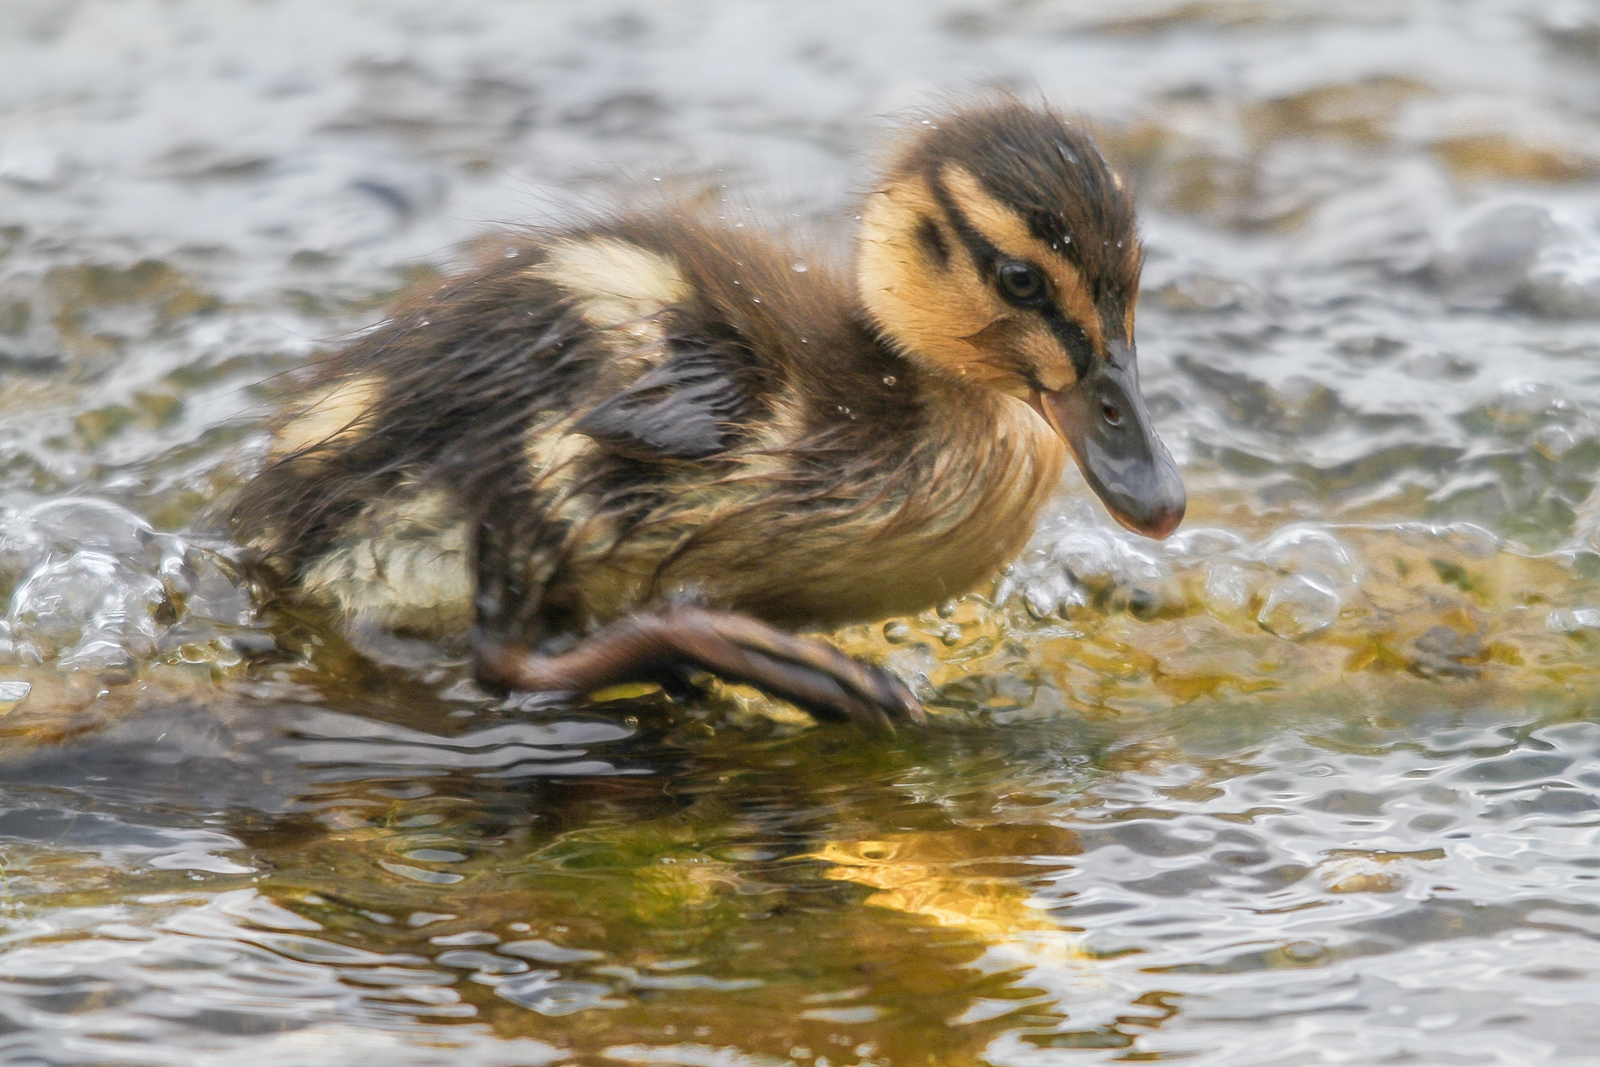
857, 102, 1184, 539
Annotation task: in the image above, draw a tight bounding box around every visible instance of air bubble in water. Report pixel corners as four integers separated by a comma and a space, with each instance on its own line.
1250, 525, 1359, 589
0, 497, 155, 577
0, 497, 256, 677
1258, 573, 1342, 639
9, 550, 167, 664
1202, 560, 1254, 619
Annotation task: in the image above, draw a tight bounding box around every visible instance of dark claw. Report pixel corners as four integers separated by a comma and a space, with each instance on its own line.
653, 661, 706, 702
670, 607, 922, 732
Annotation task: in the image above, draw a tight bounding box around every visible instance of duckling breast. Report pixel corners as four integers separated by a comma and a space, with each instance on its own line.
614, 385, 1066, 628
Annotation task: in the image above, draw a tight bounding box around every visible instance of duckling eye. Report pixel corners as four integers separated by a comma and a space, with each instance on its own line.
1102, 400, 1124, 427
996, 261, 1047, 307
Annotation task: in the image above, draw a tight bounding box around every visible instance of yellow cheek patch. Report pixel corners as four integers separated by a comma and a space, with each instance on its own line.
857, 178, 1010, 370
940, 163, 1104, 354
271, 374, 382, 459
960, 316, 1076, 393
1017, 329, 1076, 393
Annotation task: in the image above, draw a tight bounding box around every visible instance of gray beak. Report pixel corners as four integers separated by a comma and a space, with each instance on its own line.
1035, 344, 1185, 539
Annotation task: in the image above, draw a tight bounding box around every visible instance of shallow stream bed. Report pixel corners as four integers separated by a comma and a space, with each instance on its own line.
4, 1, 1600, 1063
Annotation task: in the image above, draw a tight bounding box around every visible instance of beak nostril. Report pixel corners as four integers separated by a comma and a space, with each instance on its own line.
1102, 402, 1123, 427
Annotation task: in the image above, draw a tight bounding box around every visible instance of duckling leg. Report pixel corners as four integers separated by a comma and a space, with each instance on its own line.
473, 606, 924, 733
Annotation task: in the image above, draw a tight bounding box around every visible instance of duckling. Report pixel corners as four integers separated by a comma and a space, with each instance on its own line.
230, 101, 1184, 731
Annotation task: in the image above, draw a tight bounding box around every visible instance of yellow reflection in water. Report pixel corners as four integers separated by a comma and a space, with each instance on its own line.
813, 826, 1090, 971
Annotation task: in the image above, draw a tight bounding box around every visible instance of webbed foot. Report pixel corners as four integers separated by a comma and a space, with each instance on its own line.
473, 605, 923, 734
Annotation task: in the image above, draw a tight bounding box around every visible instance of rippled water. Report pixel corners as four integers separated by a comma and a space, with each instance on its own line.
4, 1, 1600, 1063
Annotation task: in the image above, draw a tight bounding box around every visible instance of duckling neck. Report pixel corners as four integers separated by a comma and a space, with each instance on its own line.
850, 336, 1068, 616
917, 370, 1067, 537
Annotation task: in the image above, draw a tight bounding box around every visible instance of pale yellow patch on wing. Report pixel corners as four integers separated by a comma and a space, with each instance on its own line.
524, 417, 590, 476
737, 386, 809, 477
528, 237, 689, 331
298, 488, 473, 636
270, 374, 382, 459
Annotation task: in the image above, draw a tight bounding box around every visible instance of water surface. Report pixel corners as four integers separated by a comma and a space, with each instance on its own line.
4, 1, 1600, 1063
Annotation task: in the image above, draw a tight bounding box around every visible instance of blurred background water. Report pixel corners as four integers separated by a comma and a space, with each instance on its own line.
4, 1, 1600, 1063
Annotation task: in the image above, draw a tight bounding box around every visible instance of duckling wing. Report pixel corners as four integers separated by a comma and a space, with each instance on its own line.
573, 339, 752, 462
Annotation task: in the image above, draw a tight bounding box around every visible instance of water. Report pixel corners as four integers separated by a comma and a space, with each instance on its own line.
3, 0, 1600, 1063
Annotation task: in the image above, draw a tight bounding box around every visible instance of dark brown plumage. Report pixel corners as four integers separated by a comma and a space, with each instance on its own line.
231, 100, 1184, 730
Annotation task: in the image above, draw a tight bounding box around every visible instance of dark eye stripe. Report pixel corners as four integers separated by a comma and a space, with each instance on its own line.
928, 171, 1002, 278
936, 189, 1057, 312
1040, 304, 1095, 383
930, 170, 1097, 383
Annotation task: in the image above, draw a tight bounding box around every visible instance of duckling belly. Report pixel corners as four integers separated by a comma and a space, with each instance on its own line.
643, 493, 1046, 627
